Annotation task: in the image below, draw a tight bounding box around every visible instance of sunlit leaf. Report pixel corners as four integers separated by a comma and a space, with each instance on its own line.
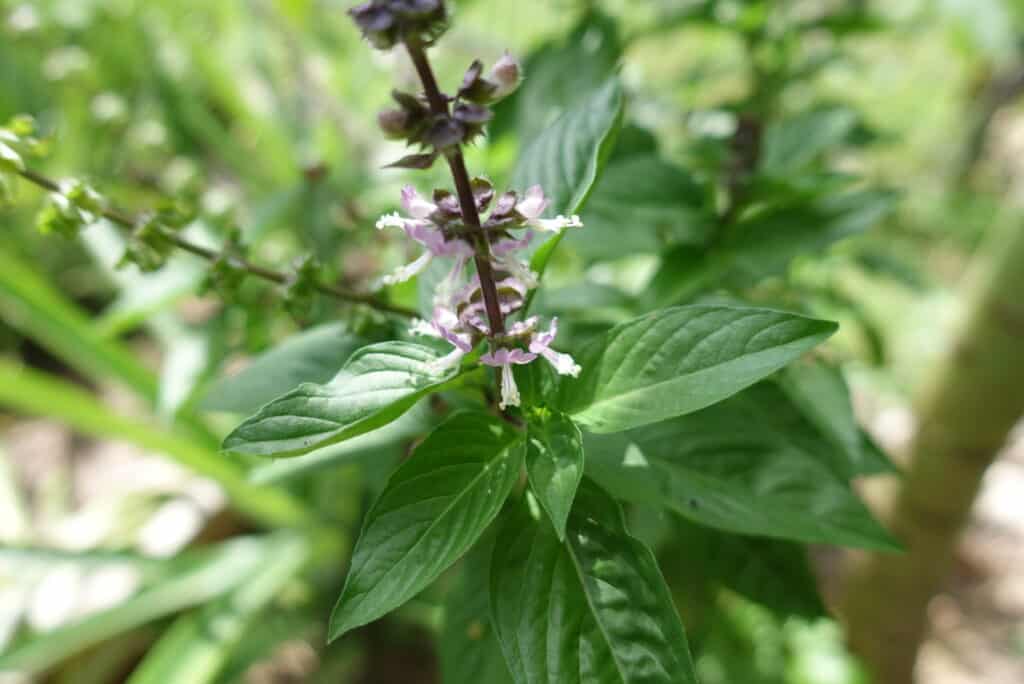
511, 79, 624, 278
222, 341, 460, 458
525, 411, 584, 540
490, 480, 698, 684
202, 322, 368, 415
558, 306, 837, 433
328, 412, 524, 641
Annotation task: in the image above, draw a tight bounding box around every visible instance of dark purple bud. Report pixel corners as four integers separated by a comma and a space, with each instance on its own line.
432, 189, 462, 219
470, 177, 495, 213
453, 102, 493, 126
423, 115, 465, 150
349, 1, 447, 50
394, 0, 443, 18
348, 3, 398, 48
391, 90, 427, 114
458, 60, 499, 103
378, 109, 410, 138
484, 190, 519, 228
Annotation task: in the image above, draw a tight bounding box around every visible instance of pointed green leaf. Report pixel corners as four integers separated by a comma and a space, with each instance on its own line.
202, 323, 368, 414
511, 79, 625, 281
222, 341, 459, 458
668, 518, 826, 619
440, 533, 515, 684
490, 480, 698, 684
525, 411, 584, 540
328, 412, 524, 641
585, 414, 899, 550
568, 155, 712, 261
559, 306, 838, 433
775, 360, 897, 476
248, 401, 434, 484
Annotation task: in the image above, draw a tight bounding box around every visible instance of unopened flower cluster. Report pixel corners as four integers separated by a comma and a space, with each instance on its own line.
378, 180, 582, 409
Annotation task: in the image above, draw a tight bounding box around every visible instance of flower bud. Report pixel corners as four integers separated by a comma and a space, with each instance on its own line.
348, 0, 448, 51
423, 115, 465, 150
489, 52, 521, 99
458, 60, 498, 104
377, 108, 410, 139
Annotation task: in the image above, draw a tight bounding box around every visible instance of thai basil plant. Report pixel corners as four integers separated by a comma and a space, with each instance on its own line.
0, 1, 901, 682
220, 2, 894, 681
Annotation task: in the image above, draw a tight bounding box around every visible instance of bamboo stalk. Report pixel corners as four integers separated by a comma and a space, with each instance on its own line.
839, 218, 1024, 683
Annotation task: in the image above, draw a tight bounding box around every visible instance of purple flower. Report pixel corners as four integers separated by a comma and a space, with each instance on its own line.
480, 347, 537, 408
528, 317, 581, 377
411, 306, 475, 370
376, 183, 584, 403
376, 185, 475, 285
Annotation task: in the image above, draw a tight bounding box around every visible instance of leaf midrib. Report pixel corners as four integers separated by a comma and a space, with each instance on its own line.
565, 535, 631, 684
574, 330, 828, 422
337, 435, 521, 628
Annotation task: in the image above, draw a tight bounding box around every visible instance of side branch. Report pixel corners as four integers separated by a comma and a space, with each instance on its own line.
16, 168, 417, 318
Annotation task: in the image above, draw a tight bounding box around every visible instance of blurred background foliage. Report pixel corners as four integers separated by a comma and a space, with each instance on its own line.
2, 0, 1024, 682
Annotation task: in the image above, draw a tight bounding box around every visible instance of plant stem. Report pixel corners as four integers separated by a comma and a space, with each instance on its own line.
16, 168, 418, 318
403, 39, 506, 337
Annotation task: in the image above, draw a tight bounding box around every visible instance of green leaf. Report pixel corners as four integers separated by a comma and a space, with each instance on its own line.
202, 323, 367, 414
328, 412, 524, 641
510, 79, 625, 278
440, 533, 515, 684
647, 189, 898, 307
775, 360, 897, 476
222, 341, 460, 458
126, 534, 308, 684
0, 247, 157, 401
525, 411, 584, 540
0, 536, 286, 675
559, 306, 838, 433
724, 189, 898, 288
617, 378, 880, 483
567, 155, 712, 261
0, 360, 309, 528
760, 106, 859, 172
490, 480, 698, 684
247, 401, 434, 484
668, 518, 826, 619
585, 421, 898, 550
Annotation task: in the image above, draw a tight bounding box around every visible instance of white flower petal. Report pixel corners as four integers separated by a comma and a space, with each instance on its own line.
375, 212, 405, 231
499, 364, 521, 409
534, 214, 583, 233
542, 349, 581, 377
380, 251, 432, 285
